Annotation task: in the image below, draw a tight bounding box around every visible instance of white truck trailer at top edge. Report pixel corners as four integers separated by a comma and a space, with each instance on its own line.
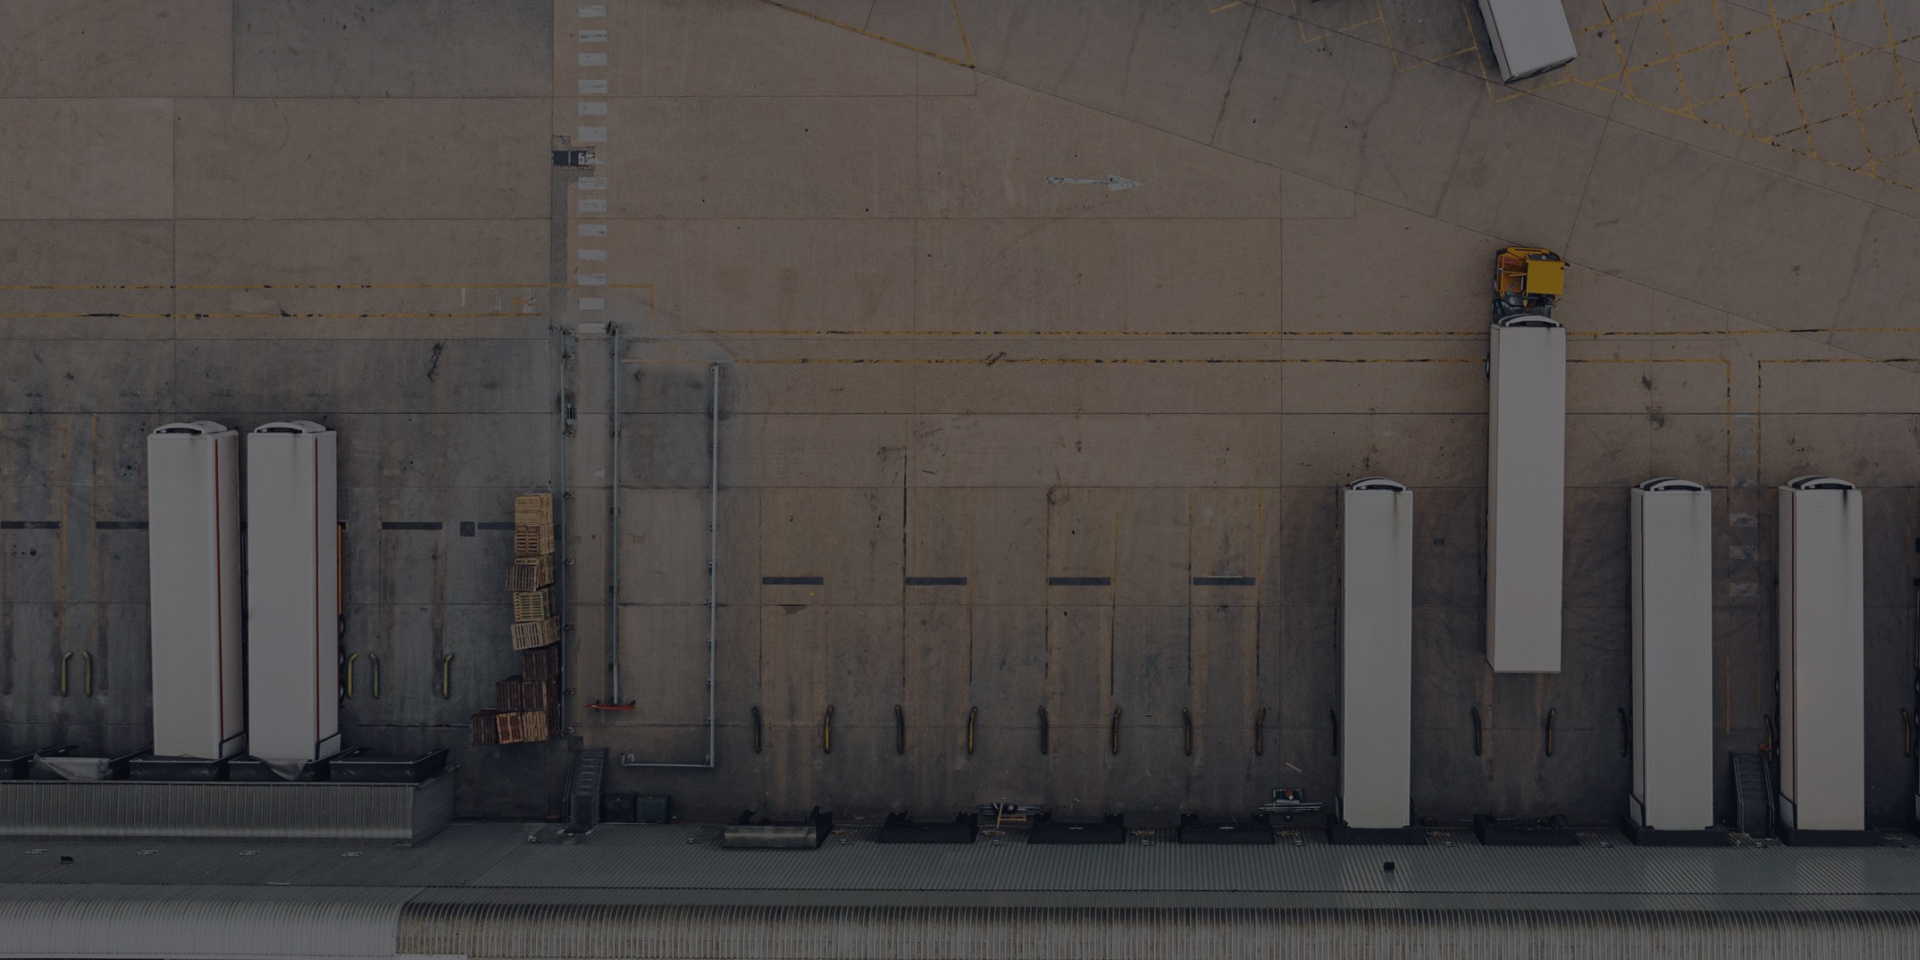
1478, 0, 1578, 82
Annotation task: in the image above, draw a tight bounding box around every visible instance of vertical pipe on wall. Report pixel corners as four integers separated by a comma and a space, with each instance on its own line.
607, 326, 623, 706
706, 363, 719, 768
556, 330, 573, 731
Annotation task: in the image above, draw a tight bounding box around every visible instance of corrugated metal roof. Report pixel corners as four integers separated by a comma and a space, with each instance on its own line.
0, 779, 445, 843
397, 904, 1920, 960
0, 884, 412, 959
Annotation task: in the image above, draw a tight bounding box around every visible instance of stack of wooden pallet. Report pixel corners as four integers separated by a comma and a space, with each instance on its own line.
470, 493, 561, 745
509, 493, 560, 652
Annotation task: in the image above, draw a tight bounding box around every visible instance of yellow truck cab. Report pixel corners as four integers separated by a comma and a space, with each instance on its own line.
1492, 246, 1565, 322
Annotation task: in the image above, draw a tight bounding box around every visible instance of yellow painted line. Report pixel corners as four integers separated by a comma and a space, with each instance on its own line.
754, 0, 974, 69
627, 357, 1480, 365
693, 328, 1489, 338
714, 357, 1474, 362
1571, 326, 1920, 337
0, 313, 175, 319
1564, 357, 1727, 363
0, 282, 651, 291
1757, 356, 1920, 363
949, 0, 975, 66
672, 326, 1920, 339
1, 283, 556, 291
0, 313, 544, 320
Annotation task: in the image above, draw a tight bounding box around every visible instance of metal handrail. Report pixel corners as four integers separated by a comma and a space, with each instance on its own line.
1110, 707, 1122, 756
966, 706, 977, 755
606, 327, 622, 706
441, 654, 455, 699
345, 653, 359, 698
822, 705, 834, 754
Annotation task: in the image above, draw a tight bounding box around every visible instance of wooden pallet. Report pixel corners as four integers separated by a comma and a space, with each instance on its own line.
520, 679, 555, 712
514, 492, 553, 527
522, 645, 561, 682
469, 710, 501, 746
498, 674, 526, 712
514, 523, 554, 558
507, 555, 554, 591
498, 710, 556, 745
519, 708, 551, 743
512, 587, 556, 622
511, 616, 560, 651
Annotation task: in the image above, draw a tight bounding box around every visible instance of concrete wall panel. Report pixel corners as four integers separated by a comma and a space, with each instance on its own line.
1116, 488, 1187, 607
622, 0, 918, 97
626, 220, 916, 334
1111, 604, 1187, 723
917, 80, 1286, 220
173, 99, 549, 219
0, 342, 175, 413
0, 99, 172, 220
1280, 200, 1492, 333
914, 220, 1285, 334
914, 414, 1280, 487
903, 487, 971, 606
174, 220, 549, 287
901, 366, 1284, 416
756, 488, 901, 606
954, 0, 1251, 144
171, 340, 551, 413
604, 98, 916, 219
725, 414, 905, 488
0, 0, 230, 97
233, 0, 552, 97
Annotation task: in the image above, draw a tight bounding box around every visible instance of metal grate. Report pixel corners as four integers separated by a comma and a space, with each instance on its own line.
571, 749, 608, 833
